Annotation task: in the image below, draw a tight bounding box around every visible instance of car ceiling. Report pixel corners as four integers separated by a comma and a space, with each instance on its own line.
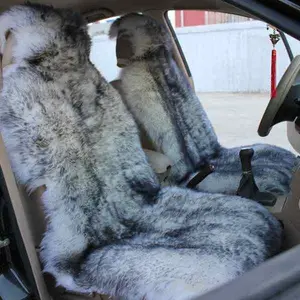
0, 0, 252, 19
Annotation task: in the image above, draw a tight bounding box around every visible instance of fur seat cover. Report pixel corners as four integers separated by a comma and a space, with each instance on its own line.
112, 13, 297, 195
0, 5, 282, 300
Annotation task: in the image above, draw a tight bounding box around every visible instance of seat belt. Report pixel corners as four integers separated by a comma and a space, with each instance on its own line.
186, 163, 214, 189
0, 32, 51, 300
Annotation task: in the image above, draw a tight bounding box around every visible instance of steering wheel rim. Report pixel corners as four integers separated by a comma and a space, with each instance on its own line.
258, 55, 300, 137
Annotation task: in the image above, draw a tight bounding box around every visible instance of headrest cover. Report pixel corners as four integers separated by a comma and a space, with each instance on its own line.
109, 13, 173, 67
0, 3, 90, 66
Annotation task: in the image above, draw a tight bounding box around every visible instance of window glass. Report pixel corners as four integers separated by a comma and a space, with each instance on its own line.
167, 10, 300, 151
89, 16, 121, 82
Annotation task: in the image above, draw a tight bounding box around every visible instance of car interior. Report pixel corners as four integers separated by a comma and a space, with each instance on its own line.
1, 0, 300, 300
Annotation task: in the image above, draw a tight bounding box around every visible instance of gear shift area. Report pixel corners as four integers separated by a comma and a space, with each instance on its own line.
237, 148, 277, 206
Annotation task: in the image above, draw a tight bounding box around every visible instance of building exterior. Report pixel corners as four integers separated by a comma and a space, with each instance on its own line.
88, 11, 253, 36
174, 10, 252, 27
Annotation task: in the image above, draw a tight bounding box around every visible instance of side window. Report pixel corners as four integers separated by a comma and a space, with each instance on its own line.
89, 16, 121, 82
167, 10, 300, 151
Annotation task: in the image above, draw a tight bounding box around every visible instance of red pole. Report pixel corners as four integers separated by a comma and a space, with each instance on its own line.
271, 49, 277, 98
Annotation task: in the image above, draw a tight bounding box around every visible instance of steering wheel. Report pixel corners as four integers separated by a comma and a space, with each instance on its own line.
258, 55, 300, 137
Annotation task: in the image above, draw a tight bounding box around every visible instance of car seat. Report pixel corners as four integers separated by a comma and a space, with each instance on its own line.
0, 30, 117, 300
111, 13, 297, 202
0, 29, 176, 300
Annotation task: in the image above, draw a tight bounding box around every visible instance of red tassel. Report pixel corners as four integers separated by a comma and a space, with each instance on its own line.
271, 49, 277, 98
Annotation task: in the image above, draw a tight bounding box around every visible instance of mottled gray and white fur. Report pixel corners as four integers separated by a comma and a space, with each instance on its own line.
112, 13, 297, 195
0, 5, 282, 300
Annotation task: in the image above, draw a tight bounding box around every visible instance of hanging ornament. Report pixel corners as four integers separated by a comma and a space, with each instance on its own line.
267, 25, 280, 99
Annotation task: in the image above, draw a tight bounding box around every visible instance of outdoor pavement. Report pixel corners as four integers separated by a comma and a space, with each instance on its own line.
198, 92, 296, 153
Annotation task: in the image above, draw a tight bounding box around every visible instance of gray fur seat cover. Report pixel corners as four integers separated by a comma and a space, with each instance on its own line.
113, 13, 297, 196
0, 5, 283, 300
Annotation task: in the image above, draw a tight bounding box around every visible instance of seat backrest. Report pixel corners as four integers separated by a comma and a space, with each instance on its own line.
110, 79, 156, 150
110, 79, 173, 183
110, 14, 222, 184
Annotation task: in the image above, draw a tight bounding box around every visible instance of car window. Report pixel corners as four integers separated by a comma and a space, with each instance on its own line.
89, 16, 121, 82
167, 10, 300, 152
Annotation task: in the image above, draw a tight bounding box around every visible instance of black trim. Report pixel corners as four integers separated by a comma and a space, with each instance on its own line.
222, 0, 300, 41
275, 0, 300, 13
186, 164, 214, 189
279, 30, 294, 62
0, 168, 39, 299
164, 12, 192, 78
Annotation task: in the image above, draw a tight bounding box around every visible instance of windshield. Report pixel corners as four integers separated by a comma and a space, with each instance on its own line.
166, 10, 300, 152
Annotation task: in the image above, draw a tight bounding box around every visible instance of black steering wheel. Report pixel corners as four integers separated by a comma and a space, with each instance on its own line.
258, 55, 300, 137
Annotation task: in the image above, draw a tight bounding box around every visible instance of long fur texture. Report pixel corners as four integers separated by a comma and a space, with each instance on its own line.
112, 13, 297, 195
0, 5, 283, 300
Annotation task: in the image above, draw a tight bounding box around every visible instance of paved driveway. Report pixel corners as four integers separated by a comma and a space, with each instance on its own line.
199, 93, 296, 153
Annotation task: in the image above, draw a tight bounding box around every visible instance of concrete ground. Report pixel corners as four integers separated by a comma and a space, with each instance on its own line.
198, 92, 296, 153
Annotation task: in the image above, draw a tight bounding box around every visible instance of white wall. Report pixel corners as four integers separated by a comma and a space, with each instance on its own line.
90, 21, 300, 92
90, 35, 121, 82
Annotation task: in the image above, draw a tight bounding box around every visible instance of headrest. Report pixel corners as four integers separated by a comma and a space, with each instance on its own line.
109, 13, 173, 68
0, 3, 90, 70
